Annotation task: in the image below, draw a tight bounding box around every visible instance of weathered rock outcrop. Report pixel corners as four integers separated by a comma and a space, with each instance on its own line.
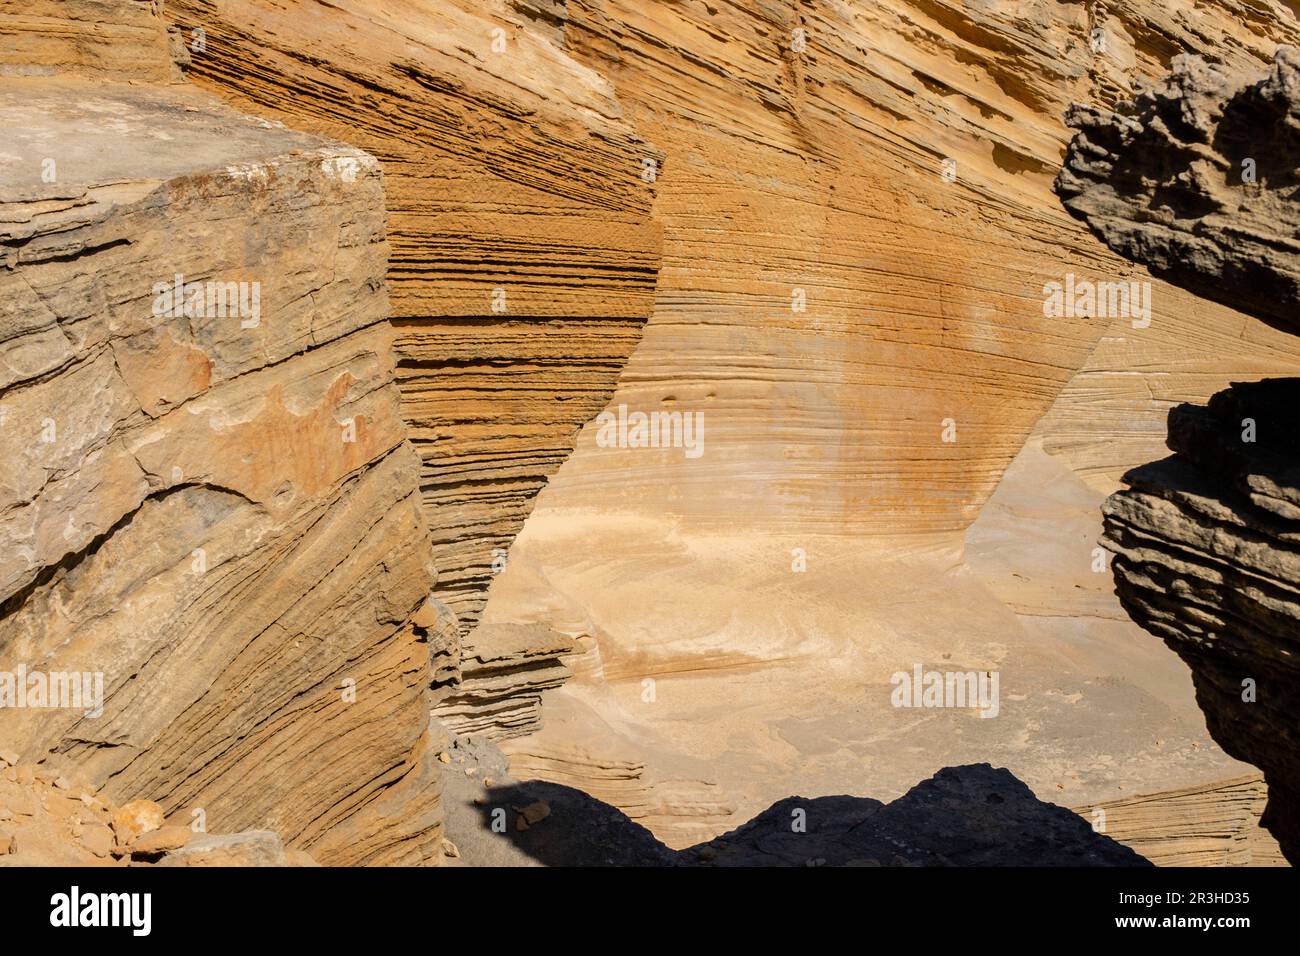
8, 0, 1300, 869
1059, 48, 1300, 861
0, 1, 441, 864
1102, 382, 1300, 861
1075, 773, 1283, 866
1058, 48, 1300, 333
157, 0, 664, 735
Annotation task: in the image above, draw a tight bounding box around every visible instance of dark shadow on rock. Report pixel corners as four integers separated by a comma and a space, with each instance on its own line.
467, 779, 677, 867
1055, 50, 1300, 338
468, 764, 1151, 867
1104, 380, 1300, 863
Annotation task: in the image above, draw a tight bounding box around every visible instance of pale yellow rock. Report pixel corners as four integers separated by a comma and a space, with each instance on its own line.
131, 826, 192, 856
111, 800, 165, 844
79, 825, 116, 859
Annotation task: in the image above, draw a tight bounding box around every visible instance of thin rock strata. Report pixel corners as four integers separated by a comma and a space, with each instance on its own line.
1102, 383, 1300, 862
161, 0, 665, 735
0, 2, 442, 864
0, 0, 661, 864
1059, 48, 1300, 862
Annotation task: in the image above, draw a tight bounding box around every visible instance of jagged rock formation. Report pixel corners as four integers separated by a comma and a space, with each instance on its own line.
433, 623, 575, 738
1059, 48, 1300, 862
1102, 382, 1300, 861
1058, 48, 1300, 333
0, 1, 441, 864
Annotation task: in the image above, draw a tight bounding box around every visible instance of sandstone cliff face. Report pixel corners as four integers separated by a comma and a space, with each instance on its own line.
156, 0, 665, 734
7, 0, 1300, 869
475, 1, 1300, 857
522, 0, 1300, 533
0, 1, 442, 864
1058, 47, 1300, 861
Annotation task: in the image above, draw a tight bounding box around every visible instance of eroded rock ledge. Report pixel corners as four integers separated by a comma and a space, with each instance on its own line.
1057, 47, 1300, 333
0, 76, 440, 862
1059, 47, 1300, 862
1102, 383, 1300, 861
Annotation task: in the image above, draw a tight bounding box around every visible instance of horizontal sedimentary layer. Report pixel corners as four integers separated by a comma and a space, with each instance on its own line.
434, 623, 575, 739
1074, 773, 1284, 867
167, 0, 662, 321
392, 316, 645, 629
1103, 380, 1300, 861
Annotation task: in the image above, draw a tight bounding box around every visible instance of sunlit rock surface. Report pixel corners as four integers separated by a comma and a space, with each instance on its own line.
0, 1, 440, 865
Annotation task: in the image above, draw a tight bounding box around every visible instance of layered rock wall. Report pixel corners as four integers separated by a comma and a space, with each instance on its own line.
164, 0, 663, 632
0, 0, 441, 864
1060, 47, 1300, 861
156, 0, 667, 735
475, 1, 1300, 854
7, 0, 1300, 867
526, 0, 1300, 533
